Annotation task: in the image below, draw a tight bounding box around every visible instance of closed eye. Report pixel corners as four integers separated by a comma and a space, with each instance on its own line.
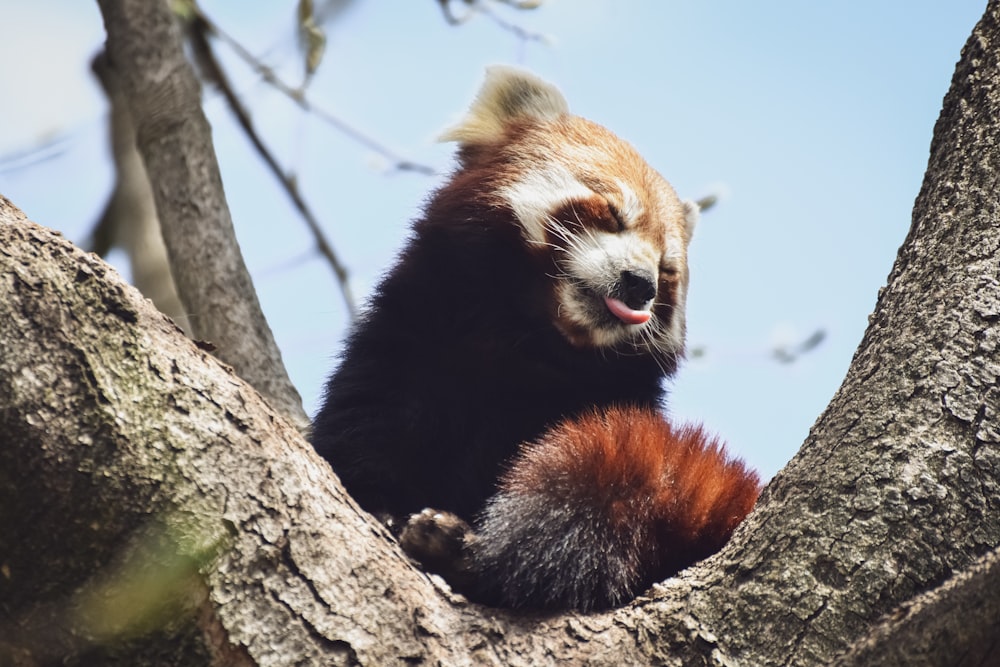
607, 203, 626, 232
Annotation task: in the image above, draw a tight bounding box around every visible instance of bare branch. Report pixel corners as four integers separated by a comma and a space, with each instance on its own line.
437, 0, 551, 44
837, 545, 1000, 667
0, 135, 71, 174
476, 2, 551, 44
185, 14, 356, 319
694, 193, 718, 212
195, 5, 437, 176
89, 51, 192, 335
771, 328, 826, 364
97, 0, 309, 430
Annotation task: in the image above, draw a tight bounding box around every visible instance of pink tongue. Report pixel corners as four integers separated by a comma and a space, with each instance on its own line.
604, 297, 652, 325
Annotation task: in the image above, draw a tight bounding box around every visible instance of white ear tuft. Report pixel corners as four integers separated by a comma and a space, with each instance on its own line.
681, 199, 700, 239
439, 66, 568, 145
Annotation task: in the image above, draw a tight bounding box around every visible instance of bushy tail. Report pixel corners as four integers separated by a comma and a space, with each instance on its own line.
469, 406, 761, 612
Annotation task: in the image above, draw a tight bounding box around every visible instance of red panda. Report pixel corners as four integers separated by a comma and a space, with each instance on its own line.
310, 66, 761, 612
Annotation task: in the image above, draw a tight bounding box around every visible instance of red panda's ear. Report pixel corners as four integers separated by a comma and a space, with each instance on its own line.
439, 66, 568, 146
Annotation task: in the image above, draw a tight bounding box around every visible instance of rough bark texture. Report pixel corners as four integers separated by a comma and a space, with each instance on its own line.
0, 199, 454, 666
661, 4, 1000, 664
2, 1, 1000, 665
837, 544, 1000, 666
89, 50, 191, 336
95, 0, 308, 430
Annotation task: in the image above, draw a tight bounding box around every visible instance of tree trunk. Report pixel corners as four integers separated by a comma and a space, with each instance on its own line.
664, 3, 1000, 663
2, 1, 1000, 665
96, 0, 309, 431
0, 198, 458, 666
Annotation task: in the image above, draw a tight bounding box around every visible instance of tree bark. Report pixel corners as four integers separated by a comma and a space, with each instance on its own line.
95, 0, 309, 430
89, 50, 192, 337
837, 544, 1000, 667
661, 4, 1000, 663
2, 1, 1000, 665
0, 198, 456, 666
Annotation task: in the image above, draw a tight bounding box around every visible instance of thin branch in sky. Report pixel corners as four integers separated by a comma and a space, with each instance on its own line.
0, 135, 72, 174
194, 5, 438, 177
477, 3, 551, 45
772, 329, 827, 364
437, 0, 551, 45
187, 13, 357, 319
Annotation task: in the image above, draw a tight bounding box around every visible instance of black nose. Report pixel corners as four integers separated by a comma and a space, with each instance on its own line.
619, 270, 657, 309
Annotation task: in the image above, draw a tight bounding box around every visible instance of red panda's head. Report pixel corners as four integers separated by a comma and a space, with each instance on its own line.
440, 67, 699, 368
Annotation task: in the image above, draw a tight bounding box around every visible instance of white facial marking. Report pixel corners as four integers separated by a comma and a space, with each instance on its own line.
682, 199, 699, 238
664, 284, 687, 354
658, 234, 689, 353
617, 180, 644, 225
662, 235, 686, 265
566, 231, 658, 295
501, 163, 593, 244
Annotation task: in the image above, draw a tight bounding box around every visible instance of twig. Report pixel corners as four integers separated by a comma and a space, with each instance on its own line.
187, 14, 357, 318
437, 0, 550, 45
477, 2, 550, 44
772, 329, 827, 364
0, 135, 72, 174
99, 0, 310, 429
194, 6, 437, 177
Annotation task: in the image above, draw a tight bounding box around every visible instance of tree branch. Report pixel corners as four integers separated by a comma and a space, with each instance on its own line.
89, 51, 192, 335
96, 0, 309, 430
196, 6, 437, 177
668, 2, 1000, 663
185, 14, 356, 319
837, 544, 1000, 666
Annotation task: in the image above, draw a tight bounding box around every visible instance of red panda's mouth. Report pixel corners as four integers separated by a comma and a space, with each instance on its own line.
554, 282, 663, 349
603, 296, 652, 325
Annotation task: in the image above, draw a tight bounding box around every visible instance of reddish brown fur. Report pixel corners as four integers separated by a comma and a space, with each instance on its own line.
506, 408, 760, 523
501, 406, 761, 585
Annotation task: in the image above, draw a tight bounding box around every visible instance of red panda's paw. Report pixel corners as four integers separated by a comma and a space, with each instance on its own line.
468, 406, 761, 612
399, 508, 476, 592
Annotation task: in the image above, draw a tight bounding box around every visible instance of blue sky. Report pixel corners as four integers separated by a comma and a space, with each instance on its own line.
0, 1, 988, 478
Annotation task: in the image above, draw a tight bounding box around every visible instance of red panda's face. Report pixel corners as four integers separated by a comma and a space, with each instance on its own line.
441, 67, 699, 367
497, 119, 697, 366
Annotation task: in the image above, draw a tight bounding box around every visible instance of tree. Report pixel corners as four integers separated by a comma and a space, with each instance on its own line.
1, 0, 999, 664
